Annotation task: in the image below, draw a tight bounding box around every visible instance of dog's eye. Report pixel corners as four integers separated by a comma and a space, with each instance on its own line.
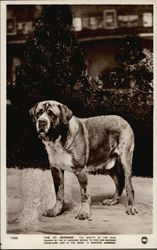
39, 108, 44, 114
37, 109, 44, 117
47, 109, 55, 117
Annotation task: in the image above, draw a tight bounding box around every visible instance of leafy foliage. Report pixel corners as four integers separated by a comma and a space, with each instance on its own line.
15, 6, 92, 112
100, 38, 153, 92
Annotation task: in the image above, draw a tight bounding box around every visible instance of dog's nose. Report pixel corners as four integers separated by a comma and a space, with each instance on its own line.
39, 119, 47, 127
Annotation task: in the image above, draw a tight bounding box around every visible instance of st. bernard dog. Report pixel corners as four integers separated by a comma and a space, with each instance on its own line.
29, 100, 137, 220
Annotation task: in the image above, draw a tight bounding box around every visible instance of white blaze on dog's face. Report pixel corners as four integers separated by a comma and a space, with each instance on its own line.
35, 101, 60, 134
29, 100, 73, 141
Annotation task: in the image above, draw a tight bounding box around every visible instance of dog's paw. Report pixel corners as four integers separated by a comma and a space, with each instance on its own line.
102, 198, 119, 206
75, 203, 90, 220
126, 205, 138, 215
43, 208, 58, 217
75, 210, 90, 220
43, 202, 63, 217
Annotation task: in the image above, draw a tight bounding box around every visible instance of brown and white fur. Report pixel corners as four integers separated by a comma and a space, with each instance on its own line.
29, 100, 137, 220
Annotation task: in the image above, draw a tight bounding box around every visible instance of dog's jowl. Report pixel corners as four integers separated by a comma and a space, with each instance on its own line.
29, 100, 138, 220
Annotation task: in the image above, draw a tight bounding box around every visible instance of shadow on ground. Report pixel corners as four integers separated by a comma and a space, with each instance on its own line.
7, 169, 152, 234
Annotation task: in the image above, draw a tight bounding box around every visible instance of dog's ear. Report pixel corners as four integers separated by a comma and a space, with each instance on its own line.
58, 104, 73, 125
29, 103, 37, 123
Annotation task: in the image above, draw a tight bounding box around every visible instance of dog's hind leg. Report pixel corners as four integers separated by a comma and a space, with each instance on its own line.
43, 167, 64, 217
102, 163, 125, 206
120, 151, 138, 215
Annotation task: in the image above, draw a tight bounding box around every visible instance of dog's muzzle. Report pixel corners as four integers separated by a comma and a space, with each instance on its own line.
37, 118, 50, 140
38, 119, 47, 132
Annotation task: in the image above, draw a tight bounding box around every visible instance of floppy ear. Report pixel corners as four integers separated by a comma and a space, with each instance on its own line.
58, 104, 73, 125
29, 104, 37, 123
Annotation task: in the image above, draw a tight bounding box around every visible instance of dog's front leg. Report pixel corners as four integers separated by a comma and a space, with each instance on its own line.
75, 167, 91, 220
43, 167, 64, 217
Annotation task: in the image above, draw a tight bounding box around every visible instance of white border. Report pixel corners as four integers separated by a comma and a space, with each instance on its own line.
1, 0, 157, 249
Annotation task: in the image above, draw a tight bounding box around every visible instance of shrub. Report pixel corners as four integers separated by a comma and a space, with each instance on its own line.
14, 5, 93, 113
100, 37, 153, 91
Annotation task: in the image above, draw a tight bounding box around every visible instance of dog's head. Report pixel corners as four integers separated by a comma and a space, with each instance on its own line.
29, 100, 73, 141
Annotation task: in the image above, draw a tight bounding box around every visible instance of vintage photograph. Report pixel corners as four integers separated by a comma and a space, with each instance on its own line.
1, 1, 157, 249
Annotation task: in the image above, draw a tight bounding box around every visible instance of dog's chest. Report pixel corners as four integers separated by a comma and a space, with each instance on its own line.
43, 139, 73, 171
